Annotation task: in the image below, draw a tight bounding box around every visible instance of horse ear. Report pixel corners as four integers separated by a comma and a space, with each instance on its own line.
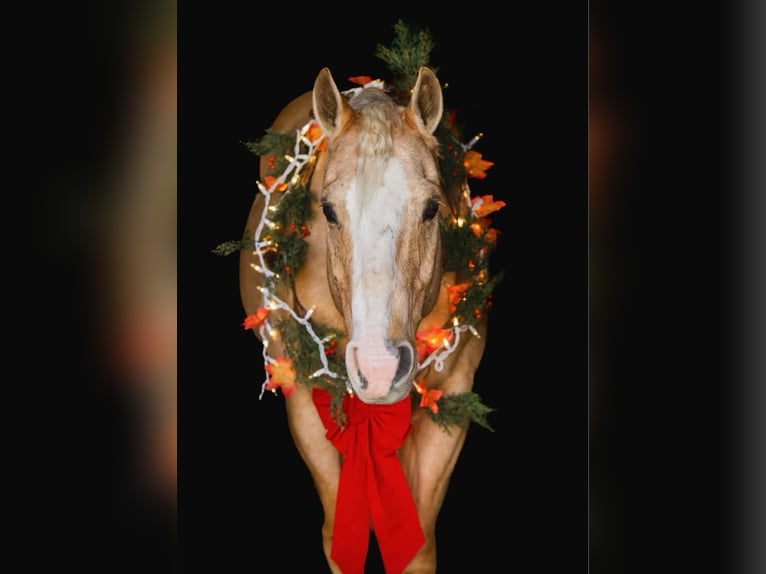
312, 67, 352, 137
408, 66, 443, 135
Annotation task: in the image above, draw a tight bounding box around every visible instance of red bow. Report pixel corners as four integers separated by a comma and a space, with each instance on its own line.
313, 388, 425, 574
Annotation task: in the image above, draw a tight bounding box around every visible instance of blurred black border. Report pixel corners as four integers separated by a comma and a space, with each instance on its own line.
589, 1, 735, 573
13, 0, 753, 572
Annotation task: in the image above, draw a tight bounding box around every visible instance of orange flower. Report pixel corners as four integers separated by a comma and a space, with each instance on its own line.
348, 75, 373, 86
265, 355, 297, 398
263, 175, 288, 193
306, 124, 328, 152
463, 150, 494, 179
242, 308, 269, 330
414, 380, 442, 414
447, 283, 471, 314
415, 327, 453, 362
471, 195, 506, 218
306, 123, 324, 142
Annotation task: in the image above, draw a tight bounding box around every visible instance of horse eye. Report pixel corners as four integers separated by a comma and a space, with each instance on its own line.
321, 201, 338, 225
422, 198, 439, 221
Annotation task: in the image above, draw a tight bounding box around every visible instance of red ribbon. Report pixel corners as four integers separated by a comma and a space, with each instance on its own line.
313, 388, 425, 574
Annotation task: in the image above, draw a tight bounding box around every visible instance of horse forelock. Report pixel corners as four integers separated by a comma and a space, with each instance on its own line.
347, 88, 402, 211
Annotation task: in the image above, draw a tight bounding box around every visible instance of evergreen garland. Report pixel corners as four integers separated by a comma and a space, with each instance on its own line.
261, 182, 313, 292
215, 20, 505, 432
434, 121, 468, 212
276, 317, 348, 425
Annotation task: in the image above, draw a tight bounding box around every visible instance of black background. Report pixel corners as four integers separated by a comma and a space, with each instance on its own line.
181, 5, 587, 573
180, 4, 589, 573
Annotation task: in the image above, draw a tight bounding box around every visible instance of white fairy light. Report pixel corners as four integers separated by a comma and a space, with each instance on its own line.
463, 132, 483, 151
248, 119, 341, 399
470, 196, 484, 217
417, 325, 471, 374
462, 181, 474, 211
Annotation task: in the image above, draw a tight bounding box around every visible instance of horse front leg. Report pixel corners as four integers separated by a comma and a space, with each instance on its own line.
398, 324, 486, 574
283, 384, 344, 573
398, 410, 468, 574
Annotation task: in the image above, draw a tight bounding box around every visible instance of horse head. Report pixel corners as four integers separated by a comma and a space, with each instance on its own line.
312, 66, 445, 405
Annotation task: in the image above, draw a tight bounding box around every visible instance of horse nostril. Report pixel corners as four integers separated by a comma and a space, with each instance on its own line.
358, 370, 368, 390
393, 344, 412, 384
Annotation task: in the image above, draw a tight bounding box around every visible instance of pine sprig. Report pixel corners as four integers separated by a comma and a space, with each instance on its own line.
243, 130, 295, 176
414, 392, 496, 433
212, 233, 251, 256
375, 20, 437, 101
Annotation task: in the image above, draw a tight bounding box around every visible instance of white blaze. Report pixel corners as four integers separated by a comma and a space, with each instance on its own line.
346, 158, 408, 398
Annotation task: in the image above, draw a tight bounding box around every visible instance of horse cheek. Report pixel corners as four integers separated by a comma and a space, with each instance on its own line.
324, 248, 341, 313
325, 234, 350, 320
420, 234, 442, 316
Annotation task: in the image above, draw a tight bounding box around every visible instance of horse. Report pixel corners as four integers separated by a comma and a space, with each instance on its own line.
238, 66, 497, 573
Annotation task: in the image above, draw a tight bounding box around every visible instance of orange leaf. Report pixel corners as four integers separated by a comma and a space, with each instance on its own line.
306, 124, 328, 152
419, 388, 443, 414
413, 379, 442, 413
471, 195, 506, 218
263, 175, 288, 193
348, 75, 373, 86
306, 123, 324, 142
243, 308, 269, 330
415, 327, 453, 362
265, 355, 297, 398
463, 150, 494, 180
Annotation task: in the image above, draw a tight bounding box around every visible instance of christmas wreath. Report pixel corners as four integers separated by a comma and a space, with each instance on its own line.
215, 20, 505, 432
